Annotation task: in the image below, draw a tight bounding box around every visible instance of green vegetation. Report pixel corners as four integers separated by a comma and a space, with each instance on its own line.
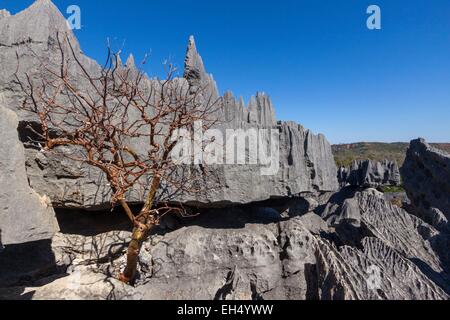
381, 185, 405, 193
332, 142, 450, 168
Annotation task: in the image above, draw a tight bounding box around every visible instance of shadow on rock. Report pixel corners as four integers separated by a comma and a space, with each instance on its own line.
0, 239, 60, 299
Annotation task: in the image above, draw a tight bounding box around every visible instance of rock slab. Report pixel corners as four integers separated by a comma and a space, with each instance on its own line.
401, 139, 450, 231
0, 105, 59, 245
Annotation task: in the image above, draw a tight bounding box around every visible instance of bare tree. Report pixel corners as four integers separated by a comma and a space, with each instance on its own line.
14, 33, 220, 284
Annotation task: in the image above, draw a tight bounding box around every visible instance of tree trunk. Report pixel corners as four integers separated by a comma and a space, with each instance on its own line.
120, 175, 161, 284
120, 217, 155, 284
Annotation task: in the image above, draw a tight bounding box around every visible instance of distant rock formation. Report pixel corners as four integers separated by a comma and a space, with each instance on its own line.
337, 160, 401, 188
402, 139, 450, 232
0, 0, 338, 211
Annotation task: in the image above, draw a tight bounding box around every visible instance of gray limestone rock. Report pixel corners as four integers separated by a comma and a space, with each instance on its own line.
328, 198, 362, 228
0, 0, 72, 49
247, 93, 277, 127
184, 35, 219, 100
315, 237, 449, 300
0, 268, 140, 300
0, 211, 132, 289
0, 106, 59, 245
134, 202, 449, 300
338, 160, 401, 188
401, 138, 450, 232
356, 189, 444, 274
0, 239, 57, 288
0, 9, 10, 19
297, 212, 330, 236
1, 200, 450, 300
319, 187, 450, 295
136, 213, 319, 300
278, 197, 320, 218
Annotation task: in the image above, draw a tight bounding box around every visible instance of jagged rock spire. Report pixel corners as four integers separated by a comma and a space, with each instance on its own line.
116, 53, 123, 67
247, 92, 277, 127
32, 0, 52, 6
184, 35, 219, 99
29, 0, 63, 17
124, 53, 140, 78
0, 0, 77, 48
184, 36, 207, 86
125, 54, 136, 69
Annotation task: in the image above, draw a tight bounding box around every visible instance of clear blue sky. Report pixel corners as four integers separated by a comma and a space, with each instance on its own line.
3, 0, 450, 144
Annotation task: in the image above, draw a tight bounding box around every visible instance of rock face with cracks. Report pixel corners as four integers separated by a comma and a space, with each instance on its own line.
0, 105, 59, 246
402, 139, 450, 232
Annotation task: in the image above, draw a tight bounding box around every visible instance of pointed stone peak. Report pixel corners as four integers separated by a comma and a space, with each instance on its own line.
239, 97, 246, 109
28, 0, 61, 16
223, 91, 234, 100
116, 53, 123, 67
247, 92, 277, 127
183, 35, 219, 98
0, 0, 76, 47
125, 54, 136, 68
0, 9, 11, 18
248, 96, 257, 109
256, 91, 268, 98
31, 0, 53, 6
188, 35, 197, 50
184, 35, 206, 81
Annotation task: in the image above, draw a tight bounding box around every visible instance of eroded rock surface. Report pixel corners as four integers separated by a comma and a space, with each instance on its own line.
0, 106, 59, 245
402, 139, 450, 232
134, 212, 317, 300
2, 194, 450, 300
316, 237, 448, 300
319, 187, 450, 296
135, 198, 449, 300
338, 160, 401, 188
